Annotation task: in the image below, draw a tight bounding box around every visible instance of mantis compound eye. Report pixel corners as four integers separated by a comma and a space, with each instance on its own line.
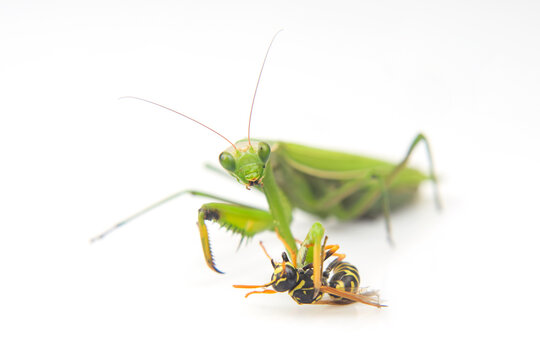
219, 152, 236, 172
257, 142, 271, 163
271, 264, 298, 292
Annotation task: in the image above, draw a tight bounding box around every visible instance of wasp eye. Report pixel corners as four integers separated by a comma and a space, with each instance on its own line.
219, 152, 236, 172
258, 142, 271, 163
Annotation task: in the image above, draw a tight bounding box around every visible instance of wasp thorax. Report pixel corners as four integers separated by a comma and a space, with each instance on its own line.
271, 264, 299, 292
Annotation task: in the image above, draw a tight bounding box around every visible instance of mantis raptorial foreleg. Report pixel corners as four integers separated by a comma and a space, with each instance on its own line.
197, 202, 275, 273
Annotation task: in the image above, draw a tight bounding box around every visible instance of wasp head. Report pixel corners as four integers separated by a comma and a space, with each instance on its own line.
269, 252, 299, 292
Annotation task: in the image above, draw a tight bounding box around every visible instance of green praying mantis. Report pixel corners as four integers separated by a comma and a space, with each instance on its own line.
91, 32, 441, 274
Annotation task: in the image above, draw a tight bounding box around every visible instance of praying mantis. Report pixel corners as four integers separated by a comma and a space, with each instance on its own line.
92, 32, 441, 274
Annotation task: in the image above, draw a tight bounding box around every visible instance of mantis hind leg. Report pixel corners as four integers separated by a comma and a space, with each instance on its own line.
387, 133, 441, 210
333, 133, 441, 244
339, 133, 440, 216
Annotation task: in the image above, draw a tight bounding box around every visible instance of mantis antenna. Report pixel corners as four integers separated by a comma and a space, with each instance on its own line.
247, 29, 283, 147
119, 96, 237, 151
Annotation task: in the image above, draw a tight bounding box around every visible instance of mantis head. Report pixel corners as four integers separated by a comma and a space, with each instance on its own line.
217, 31, 281, 189
219, 140, 271, 188
120, 32, 282, 191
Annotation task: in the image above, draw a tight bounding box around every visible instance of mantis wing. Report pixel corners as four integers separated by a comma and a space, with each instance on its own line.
269, 138, 438, 221
273, 141, 429, 183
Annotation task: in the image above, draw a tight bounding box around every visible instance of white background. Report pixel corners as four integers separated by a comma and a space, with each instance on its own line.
1, 1, 539, 359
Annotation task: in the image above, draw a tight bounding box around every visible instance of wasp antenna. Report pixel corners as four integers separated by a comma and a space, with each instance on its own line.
232, 278, 277, 289
258, 241, 273, 261
120, 96, 237, 151
247, 29, 283, 147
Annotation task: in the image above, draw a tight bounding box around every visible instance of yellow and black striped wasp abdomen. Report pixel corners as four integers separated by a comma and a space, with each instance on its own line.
324, 260, 361, 304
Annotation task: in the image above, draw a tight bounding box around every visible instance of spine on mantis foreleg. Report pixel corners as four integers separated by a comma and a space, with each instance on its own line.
259, 163, 298, 260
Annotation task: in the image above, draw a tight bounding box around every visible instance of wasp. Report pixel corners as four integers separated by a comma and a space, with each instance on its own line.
234, 222, 385, 306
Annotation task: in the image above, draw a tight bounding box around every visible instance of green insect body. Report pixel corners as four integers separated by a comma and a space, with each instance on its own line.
270, 141, 430, 219
92, 119, 438, 275
201, 135, 438, 273
234, 222, 384, 306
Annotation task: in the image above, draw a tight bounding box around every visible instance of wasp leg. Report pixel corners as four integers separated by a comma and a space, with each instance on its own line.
302, 244, 346, 272
323, 244, 346, 262
232, 281, 278, 298
242, 289, 277, 298
274, 230, 298, 267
